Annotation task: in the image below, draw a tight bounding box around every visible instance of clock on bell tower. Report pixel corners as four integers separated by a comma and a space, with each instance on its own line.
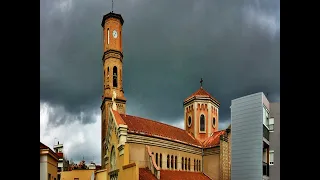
100, 12, 126, 168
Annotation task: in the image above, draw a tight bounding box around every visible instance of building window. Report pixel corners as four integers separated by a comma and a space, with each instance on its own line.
160, 154, 162, 168
74, 178, 79, 180
182, 157, 184, 170
188, 158, 190, 170
113, 66, 118, 87
48, 173, 51, 180
196, 160, 198, 171
175, 156, 177, 169
107, 28, 110, 44
200, 114, 205, 131
156, 153, 158, 166
269, 118, 275, 131
269, 150, 274, 165
167, 155, 170, 168
171, 155, 174, 169
188, 116, 192, 127
185, 157, 187, 170
199, 160, 201, 171
212, 117, 216, 127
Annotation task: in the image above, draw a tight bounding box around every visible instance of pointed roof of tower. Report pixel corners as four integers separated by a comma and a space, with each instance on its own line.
184, 78, 220, 106
184, 87, 220, 106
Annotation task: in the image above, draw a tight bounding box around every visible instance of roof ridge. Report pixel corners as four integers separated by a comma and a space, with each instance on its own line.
120, 113, 186, 132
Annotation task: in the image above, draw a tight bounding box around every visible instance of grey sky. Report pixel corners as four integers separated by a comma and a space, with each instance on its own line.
40, 0, 280, 164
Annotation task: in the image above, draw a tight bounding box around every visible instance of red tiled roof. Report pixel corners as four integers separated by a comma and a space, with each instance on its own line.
40, 142, 59, 159
184, 87, 219, 104
139, 168, 211, 180
119, 114, 202, 147
201, 130, 226, 148
139, 168, 157, 180
40, 142, 48, 149
112, 110, 126, 125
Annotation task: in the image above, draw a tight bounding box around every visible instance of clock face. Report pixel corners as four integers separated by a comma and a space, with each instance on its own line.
113, 30, 118, 38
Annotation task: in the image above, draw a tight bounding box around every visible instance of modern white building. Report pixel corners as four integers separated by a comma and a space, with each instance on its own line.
53, 141, 69, 180
230, 92, 275, 180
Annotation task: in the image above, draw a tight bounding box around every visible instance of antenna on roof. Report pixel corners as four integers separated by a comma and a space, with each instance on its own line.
200, 78, 203, 88
111, 0, 114, 12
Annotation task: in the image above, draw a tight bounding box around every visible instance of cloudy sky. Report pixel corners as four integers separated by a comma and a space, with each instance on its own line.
40, 0, 280, 165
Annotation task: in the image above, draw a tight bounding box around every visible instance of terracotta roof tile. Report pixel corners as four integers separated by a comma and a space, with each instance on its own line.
112, 110, 126, 125
139, 168, 211, 180
119, 114, 202, 147
139, 168, 157, 180
160, 170, 211, 180
201, 130, 226, 148
184, 87, 219, 105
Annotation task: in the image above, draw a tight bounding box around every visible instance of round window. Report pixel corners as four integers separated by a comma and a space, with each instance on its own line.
212, 117, 216, 127
188, 116, 192, 127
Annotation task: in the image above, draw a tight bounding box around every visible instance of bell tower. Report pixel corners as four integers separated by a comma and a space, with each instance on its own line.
100, 12, 126, 168
183, 78, 220, 142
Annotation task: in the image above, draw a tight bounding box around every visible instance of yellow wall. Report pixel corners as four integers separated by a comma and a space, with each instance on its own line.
102, 113, 138, 180
47, 153, 58, 180
95, 169, 107, 180
60, 169, 95, 180
203, 153, 220, 179
129, 143, 202, 171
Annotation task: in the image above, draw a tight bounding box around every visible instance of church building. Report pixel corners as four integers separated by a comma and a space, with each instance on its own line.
96, 11, 231, 180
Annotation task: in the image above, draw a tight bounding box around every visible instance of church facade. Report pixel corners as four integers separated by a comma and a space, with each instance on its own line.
96, 11, 231, 180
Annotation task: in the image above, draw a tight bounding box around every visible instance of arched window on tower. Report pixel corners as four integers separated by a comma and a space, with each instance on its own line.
156, 153, 158, 166
113, 66, 118, 87
194, 159, 195, 171
167, 155, 170, 168
200, 114, 205, 131
199, 160, 201, 171
107, 28, 110, 45
160, 153, 162, 168
188, 158, 190, 170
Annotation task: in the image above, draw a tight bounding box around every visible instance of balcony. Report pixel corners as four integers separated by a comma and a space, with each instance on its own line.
263, 162, 269, 176
263, 125, 269, 141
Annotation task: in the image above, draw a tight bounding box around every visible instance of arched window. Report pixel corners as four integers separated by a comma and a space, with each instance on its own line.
113, 66, 118, 87
171, 155, 173, 169
188, 116, 192, 127
188, 158, 190, 170
196, 160, 198, 171
167, 155, 170, 168
107, 28, 110, 45
175, 156, 177, 169
184, 157, 187, 170
156, 153, 158, 166
182, 157, 184, 170
213, 117, 216, 127
160, 154, 162, 168
200, 114, 205, 131
199, 160, 201, 171
194, 159, 195, 171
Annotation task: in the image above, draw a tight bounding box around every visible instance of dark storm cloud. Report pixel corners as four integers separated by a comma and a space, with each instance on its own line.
40, 0, 280, 126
